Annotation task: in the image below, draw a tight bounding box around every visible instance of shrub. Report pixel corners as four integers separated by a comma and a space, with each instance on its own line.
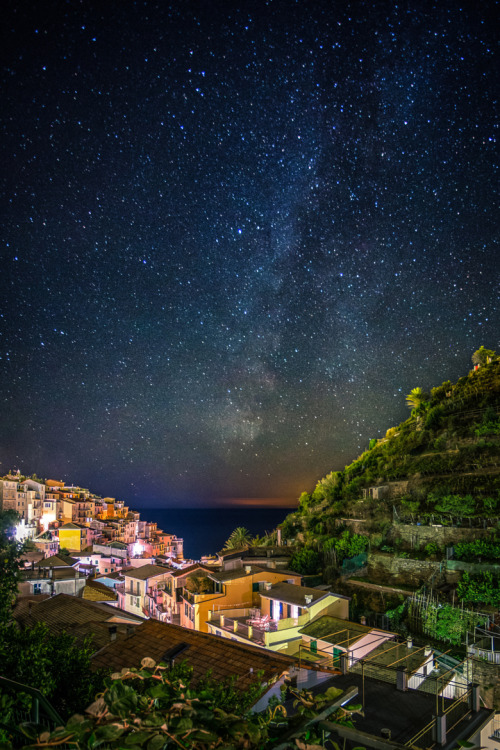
289, 547, 321, 575
424, 542, 440, 556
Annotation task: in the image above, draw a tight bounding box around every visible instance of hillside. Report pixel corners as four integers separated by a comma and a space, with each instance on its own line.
280, 351, 500, 588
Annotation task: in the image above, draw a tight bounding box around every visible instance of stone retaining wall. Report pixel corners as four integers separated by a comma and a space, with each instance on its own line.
388, 524, 495, 548
471, 657, 500, 710
367, 552, 442, 587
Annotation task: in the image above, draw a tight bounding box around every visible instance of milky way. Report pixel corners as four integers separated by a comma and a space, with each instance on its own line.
0, 0, 498, 506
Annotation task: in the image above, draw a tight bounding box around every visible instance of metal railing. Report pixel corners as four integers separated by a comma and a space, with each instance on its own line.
0, 675, 64, 747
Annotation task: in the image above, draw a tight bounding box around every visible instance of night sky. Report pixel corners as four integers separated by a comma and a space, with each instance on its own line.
0, 1, 498, 508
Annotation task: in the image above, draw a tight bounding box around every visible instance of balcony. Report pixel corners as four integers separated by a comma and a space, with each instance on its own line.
208, 609, 278, 646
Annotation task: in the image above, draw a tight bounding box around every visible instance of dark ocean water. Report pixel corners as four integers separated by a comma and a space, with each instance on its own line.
138, 507, 296, 560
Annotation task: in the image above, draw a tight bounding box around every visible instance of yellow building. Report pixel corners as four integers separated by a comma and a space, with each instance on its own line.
58, 522, 88, 552
206, 581, 350, 654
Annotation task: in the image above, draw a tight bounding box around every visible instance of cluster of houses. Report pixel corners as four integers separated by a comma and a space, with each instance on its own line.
3, 471, 498, 748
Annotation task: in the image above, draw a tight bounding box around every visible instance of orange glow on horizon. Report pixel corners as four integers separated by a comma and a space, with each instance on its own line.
215, 497, 298, 508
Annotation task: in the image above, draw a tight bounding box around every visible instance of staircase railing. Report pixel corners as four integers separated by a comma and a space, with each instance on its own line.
0, 675, 64, 746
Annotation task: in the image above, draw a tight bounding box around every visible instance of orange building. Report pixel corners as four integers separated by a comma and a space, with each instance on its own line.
179, 565, 301, 633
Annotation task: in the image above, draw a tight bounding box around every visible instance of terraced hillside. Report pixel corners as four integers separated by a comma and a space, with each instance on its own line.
280, 354, 500, 569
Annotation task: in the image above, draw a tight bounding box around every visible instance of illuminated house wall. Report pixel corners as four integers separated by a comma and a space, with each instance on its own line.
59, 522, 87, 552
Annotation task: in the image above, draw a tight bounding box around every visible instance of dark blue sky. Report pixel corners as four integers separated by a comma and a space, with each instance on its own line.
0, 0, 497, 507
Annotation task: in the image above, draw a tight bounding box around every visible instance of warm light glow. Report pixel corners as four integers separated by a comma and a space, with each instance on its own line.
15, 523, 25, 542
132, 541, 144, 557
40, 512, 56, 531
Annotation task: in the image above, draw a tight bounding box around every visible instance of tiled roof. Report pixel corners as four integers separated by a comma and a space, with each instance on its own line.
13, 593, 143, 651
37, 554, 78, 568
60, 522, 82, 529
251, 565, 301, 577
91, 619, 296, 692
218, 547, 249, 558
82, 581, 118, 602
259, 582, 327, 606
124, 564, 171, 580
299, 616, 390, 644
170, 563, 213, 578
209, 565, 260, 582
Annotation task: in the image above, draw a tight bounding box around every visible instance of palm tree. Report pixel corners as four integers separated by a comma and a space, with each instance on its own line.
405, 387, 428, 411
223, 527, 253, 550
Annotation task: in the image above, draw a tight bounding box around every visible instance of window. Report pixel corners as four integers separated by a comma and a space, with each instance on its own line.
252, 582, 260, 592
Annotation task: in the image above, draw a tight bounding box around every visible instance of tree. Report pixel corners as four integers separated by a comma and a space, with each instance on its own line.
289, 548, 320, 575
0, 623, 106, 720
223, 526, 252, 550
471, 346, 495, 366
405, 387, 429, 411
0, 510, 25, 627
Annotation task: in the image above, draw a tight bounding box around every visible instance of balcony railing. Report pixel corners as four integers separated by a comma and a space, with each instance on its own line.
209, 611, 278, 645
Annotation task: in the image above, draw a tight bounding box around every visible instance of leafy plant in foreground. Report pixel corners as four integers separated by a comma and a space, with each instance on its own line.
11, 660, 362, 750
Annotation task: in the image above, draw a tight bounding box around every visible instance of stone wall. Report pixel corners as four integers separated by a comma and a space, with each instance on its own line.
367, 552, 442, 587
471, 657, 500, 710
389, 524, 496, 549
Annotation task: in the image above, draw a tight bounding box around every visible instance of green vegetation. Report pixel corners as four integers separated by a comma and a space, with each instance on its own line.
405, 386, 429, 413
289, 530, 368, 577
280, 356, 500, 558
472, 346, 496, 366
388, 595, 487, 645
457, 571, 500, 606
474, 406, 500, 436
0, 622, 105, 721
185, 575, 213, 594
0, 510, 106, 738
453, 538, 500, 562
222, 527, 277, 551
2, 658, 362, 750
223, 527, 252, 550
0, 511, 25, 627
289, 548, 321, 575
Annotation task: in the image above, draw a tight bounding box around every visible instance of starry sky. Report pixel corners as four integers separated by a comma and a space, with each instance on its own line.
0, 0, 498, 508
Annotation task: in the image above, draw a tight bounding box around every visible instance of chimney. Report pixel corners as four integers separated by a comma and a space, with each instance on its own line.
424, 645, 432, 656
244, 565, 251, 574
264, 582, 272, 591
304, 594, 313, 604
407, 636, 413, 649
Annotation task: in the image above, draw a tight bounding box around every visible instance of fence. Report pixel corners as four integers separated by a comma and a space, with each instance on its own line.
0, 676, 64, 748
341, 552, 367, 576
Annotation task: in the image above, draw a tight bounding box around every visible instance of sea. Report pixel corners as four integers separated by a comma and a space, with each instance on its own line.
137, 507, 296, 560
